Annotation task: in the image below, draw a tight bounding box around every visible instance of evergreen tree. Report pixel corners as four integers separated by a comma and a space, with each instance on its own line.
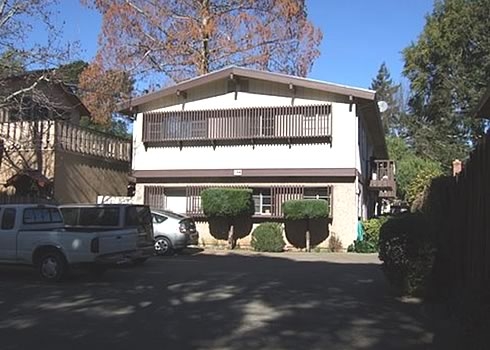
403, 0, 490, 169
370, 62, 401, 136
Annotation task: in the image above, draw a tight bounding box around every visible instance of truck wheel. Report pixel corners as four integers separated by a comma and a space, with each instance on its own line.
38, 251, 67, 282
154, 237, 173, 256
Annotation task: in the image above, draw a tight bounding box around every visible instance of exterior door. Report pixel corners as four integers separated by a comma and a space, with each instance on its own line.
0, 208, 17, 260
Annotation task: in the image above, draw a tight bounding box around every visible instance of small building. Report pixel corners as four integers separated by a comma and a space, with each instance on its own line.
0, 72, 131, 203
118, 66, 395, 248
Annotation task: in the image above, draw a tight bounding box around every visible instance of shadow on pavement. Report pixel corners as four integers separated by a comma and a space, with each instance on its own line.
0, 253, 433, 350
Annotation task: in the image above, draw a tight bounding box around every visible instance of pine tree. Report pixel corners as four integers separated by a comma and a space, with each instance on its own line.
370, 62, 401, 136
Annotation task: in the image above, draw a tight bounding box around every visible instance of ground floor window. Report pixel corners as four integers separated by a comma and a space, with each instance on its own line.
144, 185, 333, 218
252, 188, 272, 215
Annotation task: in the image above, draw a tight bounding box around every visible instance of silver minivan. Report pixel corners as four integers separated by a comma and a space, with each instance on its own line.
151, 209, 199, 256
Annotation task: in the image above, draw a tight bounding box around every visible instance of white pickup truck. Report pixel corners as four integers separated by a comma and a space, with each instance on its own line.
0, 204, 154, 281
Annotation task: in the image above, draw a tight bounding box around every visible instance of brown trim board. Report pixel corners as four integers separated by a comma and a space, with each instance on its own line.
133, 168, 358, 179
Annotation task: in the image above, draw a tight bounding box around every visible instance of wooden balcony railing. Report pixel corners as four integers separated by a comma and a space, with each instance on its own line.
142, 104, 332, 147
369, 160, 396, 193
55, 122, 130, 162
0, 121, 131, 162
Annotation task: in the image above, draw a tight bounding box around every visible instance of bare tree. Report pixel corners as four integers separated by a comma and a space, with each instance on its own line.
0, 0, 80, 198
82, 0, 322, 83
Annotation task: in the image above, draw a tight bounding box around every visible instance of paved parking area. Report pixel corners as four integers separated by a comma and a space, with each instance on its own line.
0, 251, 433, 350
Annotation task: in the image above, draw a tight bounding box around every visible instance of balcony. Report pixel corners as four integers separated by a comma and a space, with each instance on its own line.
0, 120, 131, 162
369, 160, 396, 194
142, 104, 332, 148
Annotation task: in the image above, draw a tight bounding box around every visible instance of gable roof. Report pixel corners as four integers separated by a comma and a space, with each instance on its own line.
117, 66, 387, 158
4, 70, 91, 117
117, 66, 376, 114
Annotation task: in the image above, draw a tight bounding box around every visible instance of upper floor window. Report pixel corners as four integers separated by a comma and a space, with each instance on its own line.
142, 104, 332, 147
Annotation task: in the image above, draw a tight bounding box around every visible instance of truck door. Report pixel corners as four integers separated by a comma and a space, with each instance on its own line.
0, 208, 17, 260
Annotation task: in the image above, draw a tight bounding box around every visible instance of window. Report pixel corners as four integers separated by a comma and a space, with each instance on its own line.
23, 208, 63, 224
253, 188, 272, 215
1, 208, 16, 230
152, 214, 168, 224
303, 187, 332, 215
125, 206, 152, 227
304, 188, 330, 200
262, 114, 274, 136
303, 114, 316, 136
162, 115, 207, 139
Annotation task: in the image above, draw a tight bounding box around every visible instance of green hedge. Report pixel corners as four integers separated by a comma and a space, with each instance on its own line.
378, 213, 435, 296
282, 200, 329, 220
201, 188, 255, 218
251, 223, 285, 252
348, 216, 389, 253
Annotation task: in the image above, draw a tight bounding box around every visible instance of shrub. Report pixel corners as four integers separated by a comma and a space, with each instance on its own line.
347, 216, 388, 253
201, 188, 255, 248
251, 223, 285, 252
282, 199, 329, 220
201, 188, 255, 217
283, 199, 329, 249
378, 212, 435, 296
327, 232, 343, 252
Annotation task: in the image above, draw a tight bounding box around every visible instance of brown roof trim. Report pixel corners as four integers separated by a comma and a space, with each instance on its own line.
475, 85, 490, 118
133, 168, 358, 179
117, 66, 376, 114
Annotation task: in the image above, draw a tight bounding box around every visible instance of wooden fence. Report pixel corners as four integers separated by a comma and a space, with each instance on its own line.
426, 131, 490, 295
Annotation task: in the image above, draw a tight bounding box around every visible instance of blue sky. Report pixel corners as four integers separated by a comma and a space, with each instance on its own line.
47, 0, 433, 90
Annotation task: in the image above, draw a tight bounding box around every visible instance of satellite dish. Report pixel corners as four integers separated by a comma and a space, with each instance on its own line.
377, 101, 388, 113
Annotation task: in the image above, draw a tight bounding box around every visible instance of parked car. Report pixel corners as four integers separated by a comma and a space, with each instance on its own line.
59, 204, 155, 265
151, 209, 199, 256
0, 204, 153, 282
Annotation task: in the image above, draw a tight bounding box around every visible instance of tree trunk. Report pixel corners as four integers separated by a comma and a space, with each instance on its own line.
306, 230, 311, 252
199, 0, 210, 75
228, 224, 235, 250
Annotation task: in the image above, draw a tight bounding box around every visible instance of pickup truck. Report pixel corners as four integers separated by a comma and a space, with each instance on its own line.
0, 204, 154, 282
59, 203, 155, 263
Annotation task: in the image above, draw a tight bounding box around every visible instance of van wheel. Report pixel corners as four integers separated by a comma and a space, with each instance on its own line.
38, 251, 67, 282
154, 237, 173, 256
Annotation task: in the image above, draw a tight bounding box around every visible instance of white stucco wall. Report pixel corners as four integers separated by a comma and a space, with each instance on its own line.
132, 92, 359, 171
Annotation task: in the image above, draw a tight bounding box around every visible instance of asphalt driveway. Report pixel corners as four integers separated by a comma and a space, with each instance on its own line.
0, 251, 434, 350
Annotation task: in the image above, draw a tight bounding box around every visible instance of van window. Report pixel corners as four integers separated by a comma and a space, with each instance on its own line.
23, 208, 63, 224
1, 208, 16, 229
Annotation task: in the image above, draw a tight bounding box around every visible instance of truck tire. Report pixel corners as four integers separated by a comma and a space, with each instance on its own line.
38, 250, 67, 282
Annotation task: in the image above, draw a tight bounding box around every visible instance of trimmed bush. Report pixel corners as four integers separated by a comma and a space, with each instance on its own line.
283, 199, 329, 250
283, 199, 329, 220
378, 213, 435, 296
251, 223, 285, 252
201, 188, 255, 248
201, 188, 255, 217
